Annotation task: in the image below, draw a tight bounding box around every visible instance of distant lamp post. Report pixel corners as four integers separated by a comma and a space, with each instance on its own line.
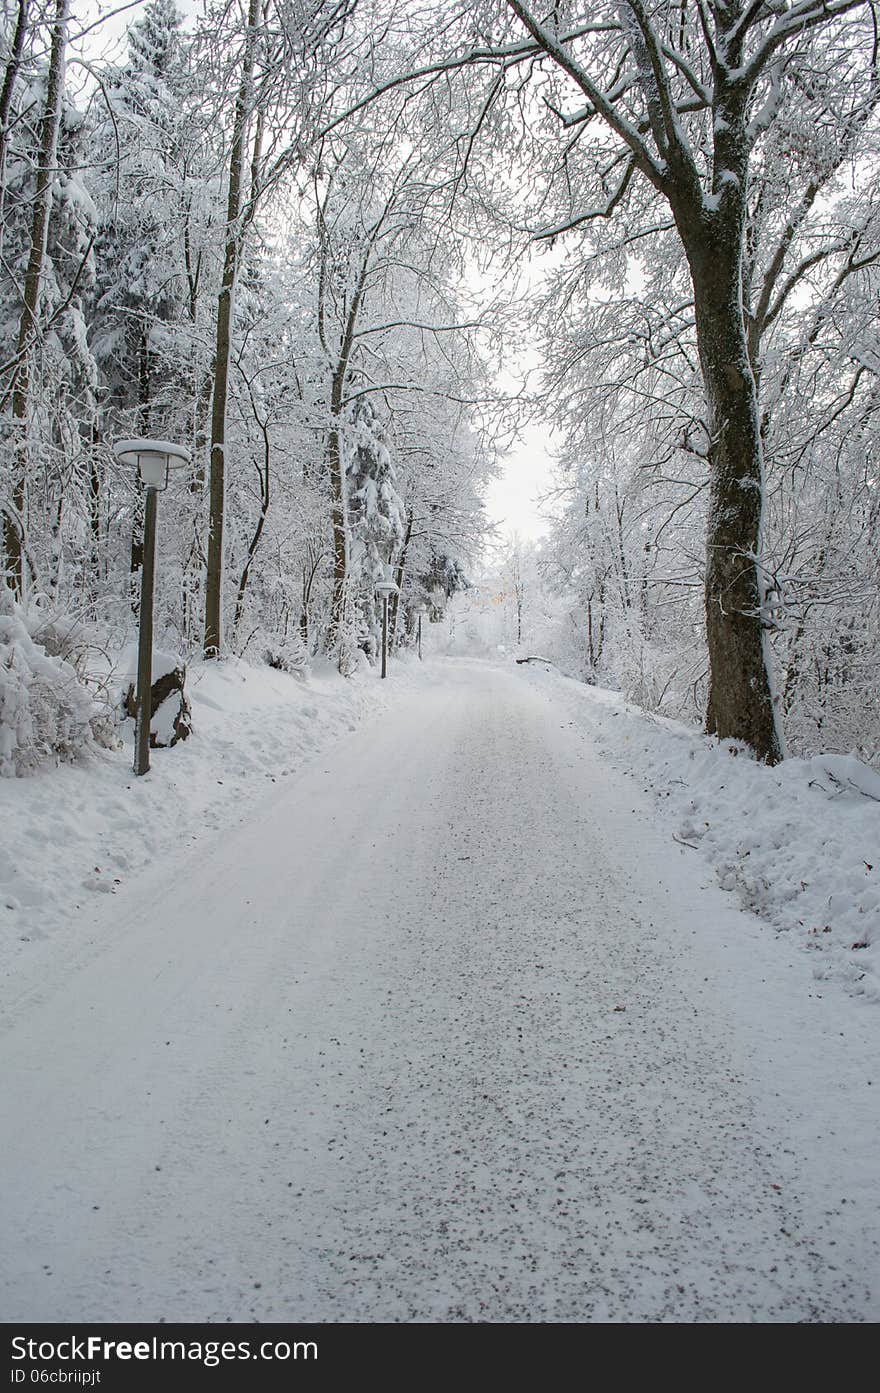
414, 602, 428, 661
113, 438, 192, 775
374, 565, 399, 679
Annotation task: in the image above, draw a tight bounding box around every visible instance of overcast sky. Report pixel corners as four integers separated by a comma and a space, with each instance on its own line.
484, 422, 555, 544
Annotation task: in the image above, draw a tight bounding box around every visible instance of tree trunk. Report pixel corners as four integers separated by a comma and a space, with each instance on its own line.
390, 511, 413, 646
89, 421, 102, 580
681, 219, 784, 763
204, 0, 259, 658
2, 0, 68, 594
326, 420, 348, 649
233, 437, 270, 634
0, 0, 30, 251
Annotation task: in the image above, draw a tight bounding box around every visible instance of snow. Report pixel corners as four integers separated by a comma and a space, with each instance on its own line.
0, 591, 111, 778
119, 644, 183, 686
1, 658, 878, 1322
0, 652, 428, 974
518, 663, 880, 1003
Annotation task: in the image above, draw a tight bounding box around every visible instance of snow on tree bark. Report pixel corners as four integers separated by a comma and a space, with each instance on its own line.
2, 0, 68, 596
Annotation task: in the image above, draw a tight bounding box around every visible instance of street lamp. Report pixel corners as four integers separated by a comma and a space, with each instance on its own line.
113, 438, 192, 775
374, 565, 399, 679
414, 602, 427, 661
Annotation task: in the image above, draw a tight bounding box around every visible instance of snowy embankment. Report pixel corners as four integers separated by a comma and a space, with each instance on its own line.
0, 653, 428, 978
519, 663, 880, 1005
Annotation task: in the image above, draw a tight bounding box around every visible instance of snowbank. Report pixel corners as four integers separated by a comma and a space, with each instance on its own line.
519, 663, 880, 1004
0, 651, 430, 975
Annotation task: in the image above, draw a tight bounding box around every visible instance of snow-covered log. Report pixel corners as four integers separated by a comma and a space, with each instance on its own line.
122, 650, 192, 749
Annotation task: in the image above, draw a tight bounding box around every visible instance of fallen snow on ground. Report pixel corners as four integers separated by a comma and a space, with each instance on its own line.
0, 652, 429, 980
1, 660, 877, 1322
519, 663, 880, 1004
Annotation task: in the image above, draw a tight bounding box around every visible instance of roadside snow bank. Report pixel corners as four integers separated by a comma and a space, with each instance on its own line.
0, 653, 429, 975
520, 663, 880, 1004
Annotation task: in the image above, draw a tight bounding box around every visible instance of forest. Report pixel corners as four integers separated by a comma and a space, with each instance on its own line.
1, 0, 878, 772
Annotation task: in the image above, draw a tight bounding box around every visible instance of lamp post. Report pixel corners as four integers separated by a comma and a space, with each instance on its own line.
113, 438, 191, 775
374, 566, 399, 679
414, 602, 427, 661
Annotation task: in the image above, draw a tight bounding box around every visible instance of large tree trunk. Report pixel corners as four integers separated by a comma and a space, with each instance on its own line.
679, 215, 784, 764
2, 0, 68, 594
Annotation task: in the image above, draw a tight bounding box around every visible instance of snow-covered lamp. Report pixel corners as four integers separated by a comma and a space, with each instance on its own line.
113, 438, 192, 491
112, 437, 191, 777
374, 564, 399, 601
374, 565, 399, 679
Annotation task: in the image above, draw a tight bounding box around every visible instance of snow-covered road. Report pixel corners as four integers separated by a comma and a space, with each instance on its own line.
1, 661, 877, 1322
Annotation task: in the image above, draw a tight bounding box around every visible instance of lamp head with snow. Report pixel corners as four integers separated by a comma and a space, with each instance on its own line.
375, 579, 399, 599
113, 438, 192, 491
374, 565, 399, 600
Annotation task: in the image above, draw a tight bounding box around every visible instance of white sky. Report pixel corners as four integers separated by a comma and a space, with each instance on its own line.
477, 232, 566, 548
482, 315, 562, 546
485, 421, 555, 545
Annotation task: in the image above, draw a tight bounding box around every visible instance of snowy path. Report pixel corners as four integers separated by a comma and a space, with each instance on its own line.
1, 661, 877, 1322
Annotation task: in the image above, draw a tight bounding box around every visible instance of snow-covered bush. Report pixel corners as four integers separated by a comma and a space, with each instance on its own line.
0, 591, 116, 776
263, 634, 309, 679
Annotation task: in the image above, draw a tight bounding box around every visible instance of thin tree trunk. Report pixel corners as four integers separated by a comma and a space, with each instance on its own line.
0, 0, 30, 254
204, 0, 260, 658
129, 487, 144, 617
137, 328, 151, 433
318, 201, 375, 663
390, 511, 412, 646
233, 439, 270, 633
325, 266, 371, 659
299, 551, 319, 651
2, 0, 68, 594
587, 597, 594, 672
89, 421, 101, 579
326, 419, 348, 647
